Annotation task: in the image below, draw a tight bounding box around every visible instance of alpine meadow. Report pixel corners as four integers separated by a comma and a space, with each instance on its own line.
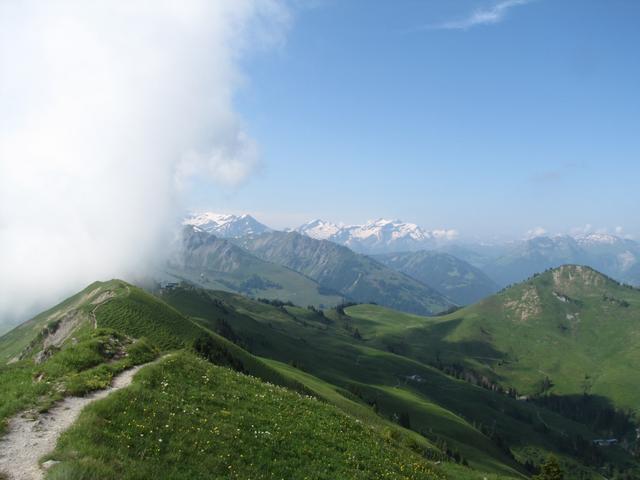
1, 1, 640, 480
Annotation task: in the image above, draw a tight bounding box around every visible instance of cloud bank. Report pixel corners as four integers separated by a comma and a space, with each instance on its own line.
435, 0, 532, 30
0, 0, 289, 330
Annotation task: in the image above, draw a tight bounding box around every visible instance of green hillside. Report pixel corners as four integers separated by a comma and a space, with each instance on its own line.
0, 280, 515, 480
2, 273, 639, 479
235, 231, 455, 315
342, 265, 640, 414
163, 283, 640, 478
375, 250, 500, 305
45, 352, 446, 480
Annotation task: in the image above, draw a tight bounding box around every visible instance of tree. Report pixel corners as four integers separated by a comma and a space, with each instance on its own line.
533, 456, 564, 480
398, 411, 411, 429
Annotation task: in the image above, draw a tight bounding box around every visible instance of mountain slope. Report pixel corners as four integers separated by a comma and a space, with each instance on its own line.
1, 281, 520, 480
348, 265, 640, 414
235, 231, 456, 315
163, 285, 640, 478
375, 251, 500, 305
3, 279, 639, 478
45, 352, 450, 480
437, 265, 640, 411
169, 227, 342, 307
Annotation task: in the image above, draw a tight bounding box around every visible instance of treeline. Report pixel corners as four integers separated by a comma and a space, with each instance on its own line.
532, 394, 636, 440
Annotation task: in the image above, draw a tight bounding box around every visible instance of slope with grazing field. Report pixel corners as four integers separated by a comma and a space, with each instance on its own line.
0, 280, 518, 480
43, 352, 449, 480
163, 284, 640, 478
345, 265, 640, 413
3, 274, 639, 479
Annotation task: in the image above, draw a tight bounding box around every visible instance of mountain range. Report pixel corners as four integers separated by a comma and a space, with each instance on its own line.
184, 213, 640, 290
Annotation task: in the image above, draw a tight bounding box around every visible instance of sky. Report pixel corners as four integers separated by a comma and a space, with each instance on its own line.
1, 0, 639, 328
187, 0, 640, 240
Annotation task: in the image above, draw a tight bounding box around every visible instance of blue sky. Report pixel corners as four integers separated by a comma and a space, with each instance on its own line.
188, 0, 640, 240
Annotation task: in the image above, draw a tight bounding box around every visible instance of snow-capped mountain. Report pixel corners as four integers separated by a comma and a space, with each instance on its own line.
574, 233, 625, 247
296, 219, 344, 241
184, 212, 271, 238
297, 218, 458, 254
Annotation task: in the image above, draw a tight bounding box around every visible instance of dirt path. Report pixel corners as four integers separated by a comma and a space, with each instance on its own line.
0, 361, 154, 480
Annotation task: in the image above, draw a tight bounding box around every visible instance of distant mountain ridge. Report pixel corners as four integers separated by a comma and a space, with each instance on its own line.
168, 226, 343, 307
297, 218, 458, 254
480, 234, 640, 287
374, 251, 500, 305
235, 230, 456, 315
181, 212, 640, 289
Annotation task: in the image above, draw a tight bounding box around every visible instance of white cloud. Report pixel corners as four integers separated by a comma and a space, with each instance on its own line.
570, 224, 594, 235
434, 0, 532, 30
525, 227, 547, 238
431, 229, 459, 240
0, 0, 289, 330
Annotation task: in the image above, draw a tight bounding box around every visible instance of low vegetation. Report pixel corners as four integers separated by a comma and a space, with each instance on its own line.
45, 352, 448, 480
1, 269, 638, 479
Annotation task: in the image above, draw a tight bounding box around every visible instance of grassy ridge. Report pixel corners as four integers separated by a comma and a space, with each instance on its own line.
46, 352, 447, 480
94, 284, 203, 350
0, 330, 157, 433
0, 282, 104, 363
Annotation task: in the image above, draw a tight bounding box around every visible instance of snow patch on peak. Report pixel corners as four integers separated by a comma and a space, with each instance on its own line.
297, 219, 343, 240
184, 212, 271, 238
574, 233, 621, 245
297, 217, 458, 253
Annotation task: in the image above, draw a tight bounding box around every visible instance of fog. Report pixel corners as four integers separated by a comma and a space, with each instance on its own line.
0, 1, 289, 331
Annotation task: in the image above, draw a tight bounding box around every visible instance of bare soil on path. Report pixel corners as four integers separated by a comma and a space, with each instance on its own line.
0, 361, 152, 480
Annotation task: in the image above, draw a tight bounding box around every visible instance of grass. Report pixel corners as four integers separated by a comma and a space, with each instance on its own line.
0, 281, 104, 363
45, 352, 447, 480
164, 283, 640, 478
163, 288, 531, 476
94, 285, 203, 350
0, 329, 157, 433
345, 266, 640, 413
3, 274, 638, 479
